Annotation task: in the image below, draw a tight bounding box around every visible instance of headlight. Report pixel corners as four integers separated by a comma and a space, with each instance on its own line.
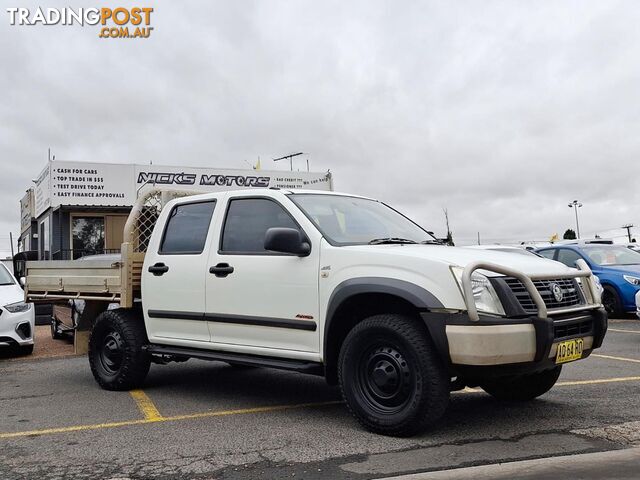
4, 302, 32, 313
623, 275, 640, 286
451, 267, 505, 316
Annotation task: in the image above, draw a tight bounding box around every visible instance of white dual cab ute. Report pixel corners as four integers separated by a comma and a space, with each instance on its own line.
24, 188, 607, 436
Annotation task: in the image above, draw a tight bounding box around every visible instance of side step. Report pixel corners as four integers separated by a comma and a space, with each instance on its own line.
143, 344, 324, 376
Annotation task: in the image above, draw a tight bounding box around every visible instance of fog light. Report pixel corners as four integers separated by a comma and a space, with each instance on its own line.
15, 322, 31, 340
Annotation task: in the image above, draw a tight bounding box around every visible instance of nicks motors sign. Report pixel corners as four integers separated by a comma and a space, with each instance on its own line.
33, 161, 332, 216
137, 171, 271, 188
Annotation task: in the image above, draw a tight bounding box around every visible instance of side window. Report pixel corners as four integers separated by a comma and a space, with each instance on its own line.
160, 201, 216, 254
538, 249, 556, 260
556, 249, 582, 268
221, 198, 299, 254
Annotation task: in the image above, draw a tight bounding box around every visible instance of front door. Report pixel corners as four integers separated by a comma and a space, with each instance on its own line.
143, 200, 217, 344
205, 196, 319, 353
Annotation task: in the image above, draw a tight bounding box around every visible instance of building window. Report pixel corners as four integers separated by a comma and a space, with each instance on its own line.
72, 217, 105, 259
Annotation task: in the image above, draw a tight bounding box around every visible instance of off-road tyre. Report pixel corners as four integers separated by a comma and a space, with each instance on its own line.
480, 366, 562, 401
338, 314, 450, 437
89, 308, 150, 391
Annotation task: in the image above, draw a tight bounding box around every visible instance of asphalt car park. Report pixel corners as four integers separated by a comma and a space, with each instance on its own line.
0, 318, 639, 480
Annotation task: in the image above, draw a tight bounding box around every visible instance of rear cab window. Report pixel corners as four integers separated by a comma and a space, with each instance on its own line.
159, 201, 216, 254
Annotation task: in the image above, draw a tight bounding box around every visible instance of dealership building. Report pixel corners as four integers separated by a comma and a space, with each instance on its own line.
19, 160, 332, 260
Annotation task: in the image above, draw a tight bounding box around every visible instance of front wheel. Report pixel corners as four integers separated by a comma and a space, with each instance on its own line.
89, 309, 150, 391
480, 366, 562, 401
338, 314, 449, 437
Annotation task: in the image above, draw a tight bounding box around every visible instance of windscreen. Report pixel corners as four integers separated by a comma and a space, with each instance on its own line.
289, 194, 436, 245
582, 245, 640, 266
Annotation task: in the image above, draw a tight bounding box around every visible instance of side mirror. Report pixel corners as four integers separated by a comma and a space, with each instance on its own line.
19, 277, 26, 288
264, 228, 311, 256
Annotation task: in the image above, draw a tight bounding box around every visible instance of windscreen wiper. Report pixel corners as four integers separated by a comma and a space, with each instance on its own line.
368, 237, 418, 245
420, 239, 444, 245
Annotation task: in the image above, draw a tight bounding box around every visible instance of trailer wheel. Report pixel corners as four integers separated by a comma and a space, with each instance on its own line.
338, 314, 450, 437
51, 316, 63, 340
89, 309, 150, 391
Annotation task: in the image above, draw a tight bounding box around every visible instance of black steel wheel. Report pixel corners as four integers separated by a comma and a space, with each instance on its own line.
89, 309, 150, 391
356, 345, 413, 415
338, 314, 449, 437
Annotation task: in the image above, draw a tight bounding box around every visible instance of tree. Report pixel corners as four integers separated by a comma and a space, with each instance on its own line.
563, 228, 577, 240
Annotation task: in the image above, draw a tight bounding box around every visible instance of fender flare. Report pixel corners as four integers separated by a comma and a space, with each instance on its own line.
323, 277, 444, 359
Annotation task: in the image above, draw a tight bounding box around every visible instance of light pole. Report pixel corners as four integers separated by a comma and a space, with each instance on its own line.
568, 200, 582, 239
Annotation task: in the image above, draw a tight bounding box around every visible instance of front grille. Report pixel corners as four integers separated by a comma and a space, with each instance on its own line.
504, 277, 584, 313
554, 318, 593, 339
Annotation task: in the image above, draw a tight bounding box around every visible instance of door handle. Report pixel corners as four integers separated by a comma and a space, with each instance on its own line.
148, 263, 169, 276
209, 263, 234, 278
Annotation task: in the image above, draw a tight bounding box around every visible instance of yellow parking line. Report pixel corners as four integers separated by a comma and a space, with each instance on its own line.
592, 353, 640, 364
0, 400, 342, 440
608, 328, 640, 334
3, 374, 640, 441
557, 376, 640, 386
454, 375, 640, 394
129, 390, 163, 421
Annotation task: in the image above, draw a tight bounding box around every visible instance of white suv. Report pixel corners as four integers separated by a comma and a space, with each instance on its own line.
0, 263, 35, 355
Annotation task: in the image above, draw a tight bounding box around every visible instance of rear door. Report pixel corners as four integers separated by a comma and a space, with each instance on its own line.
142, 198, 217, 345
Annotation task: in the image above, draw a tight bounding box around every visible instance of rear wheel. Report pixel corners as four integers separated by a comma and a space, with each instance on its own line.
338, 314, 449, 437
602, 287, 623, 316
480, 366, 562, 401
89, 309, 150, 391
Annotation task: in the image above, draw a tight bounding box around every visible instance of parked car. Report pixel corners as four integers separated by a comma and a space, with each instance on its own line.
465, 245, 544, 257
24, 188, 606, 436
627, 243, 640, 253
0, 263, 35, 355
536, 244, 640, 315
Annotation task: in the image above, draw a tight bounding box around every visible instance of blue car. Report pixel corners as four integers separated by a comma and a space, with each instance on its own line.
536, 244, 640, 315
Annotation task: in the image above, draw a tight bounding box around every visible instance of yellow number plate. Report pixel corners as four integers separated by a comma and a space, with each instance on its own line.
555, 338, 584, 364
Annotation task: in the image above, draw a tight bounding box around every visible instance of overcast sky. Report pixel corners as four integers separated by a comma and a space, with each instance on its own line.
1, 1, 639, 256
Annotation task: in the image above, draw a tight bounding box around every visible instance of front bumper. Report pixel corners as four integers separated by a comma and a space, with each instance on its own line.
422, 307, 607, 379
0, 305, 36, 348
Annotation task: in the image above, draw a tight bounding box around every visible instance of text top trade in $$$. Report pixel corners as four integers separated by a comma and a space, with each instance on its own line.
6, 7, 154, 39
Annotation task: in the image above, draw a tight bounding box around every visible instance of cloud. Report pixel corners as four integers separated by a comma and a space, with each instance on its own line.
1, 0, 639, 256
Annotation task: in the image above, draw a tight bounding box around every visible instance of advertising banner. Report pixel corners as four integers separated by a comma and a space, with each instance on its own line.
33, 161, 332, 216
